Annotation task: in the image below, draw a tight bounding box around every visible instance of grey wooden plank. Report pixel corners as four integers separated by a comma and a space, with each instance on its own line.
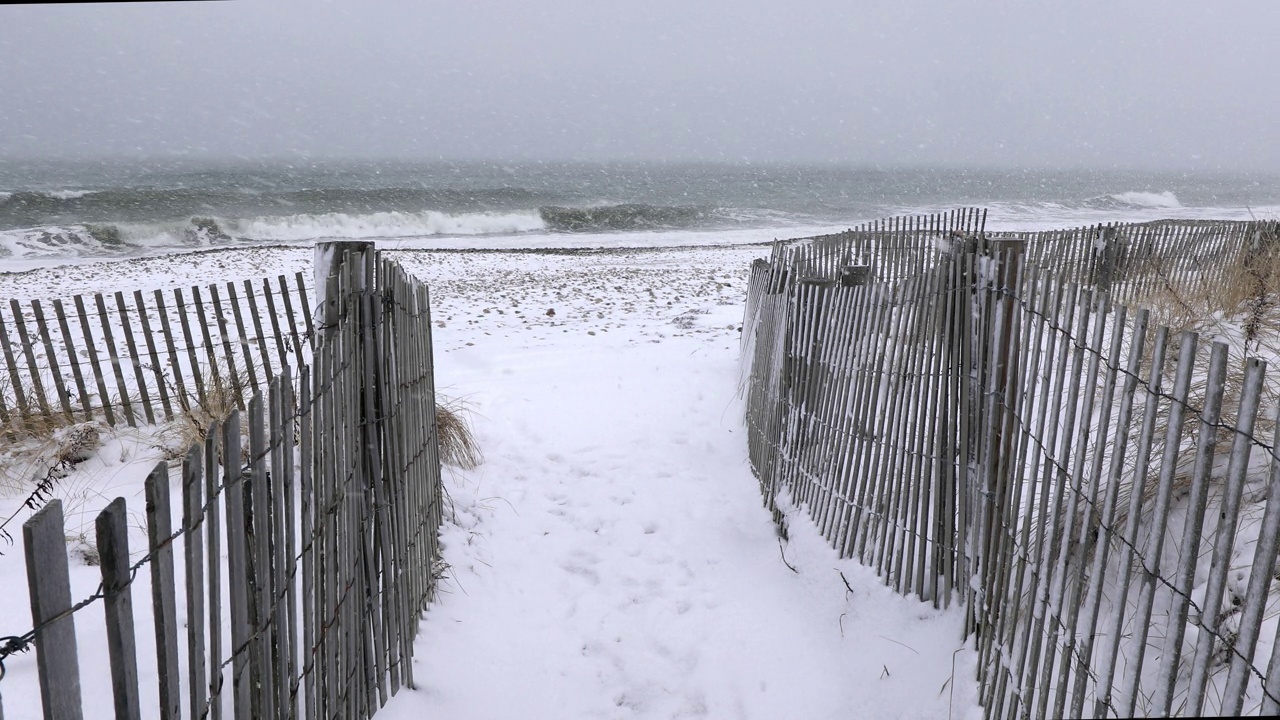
278, 275, 306, 373
209, 284, 246, 410
154, 290, 191, 414
74, 294, 114, 425
97, 497, 142, 720
173, 288, 208, 409
223, 410, 252, 720
317, 338, 337, 719
261, 277, 290, 376
299, 363, 317, 720
96, 292, 137, 427
295, 271, 314, 345
23, 499, 84, 720
280, 368, 300, 719
10, 299, 52, 419
204, 422, 224, 720
30, 300, 74, 420
145, 460, 182, 720
269, 374, 292, 718
0, 304, 34, 422
0, 312, 15, 427
324, 327, 342, 719
248, 391, 276, 720
182, 445, 208, 719
226, 282, 261, 398
190, 286, 226, 408
134, 290, 174, 420
52, 299, 92, 421
114, 291, 156, 425
244, 279, 275, 381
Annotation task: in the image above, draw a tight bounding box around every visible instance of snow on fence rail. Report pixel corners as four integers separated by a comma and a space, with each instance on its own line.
0, 244, 444, 720
743, 211, 1280, 717
0, 272, 315, 434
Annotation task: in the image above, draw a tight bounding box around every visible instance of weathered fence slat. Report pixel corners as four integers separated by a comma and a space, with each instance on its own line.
75, 294, 115, 425
0, 304, 19, 422
10, 299, 53, 419
182, 445, 208, 719
245, 279, 274, 382
281, 367, 300, 719
209, 284, 246, 410
154, 289, 191, 413
175, 288, 209, 409
204, 422, 224, 720
299, 362, 317, 720
135, 289, 175, 420
30, 300, 74, 420
52, 299, 92, 421
269, 374, 293, 719
24, 499, 84, 720
97, 497, 142, 720
262, 277, 290, 377
223, 410, 251, 720
279, 274, 307, 373
227, 282, 261, 399
114, 290, 155, 424
248, 391, 277, 720
296, 271, 315, 344
145, 460, 182, 720
96, 292, 137, 427
191, 286, 226, 408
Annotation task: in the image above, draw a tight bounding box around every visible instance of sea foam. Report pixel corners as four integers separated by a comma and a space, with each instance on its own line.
1107, 190, 1182, 209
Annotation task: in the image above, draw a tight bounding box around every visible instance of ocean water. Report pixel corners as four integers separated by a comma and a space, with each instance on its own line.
1, 159, 1277, 268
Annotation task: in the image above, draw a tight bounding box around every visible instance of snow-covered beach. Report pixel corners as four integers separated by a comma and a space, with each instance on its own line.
0, 240, 983, 719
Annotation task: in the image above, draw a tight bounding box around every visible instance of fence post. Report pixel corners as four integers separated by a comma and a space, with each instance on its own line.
315, 241, 373, 346
1093, 224, 1120, 295
23, 499, 84, 720
965, 235, 1024, 637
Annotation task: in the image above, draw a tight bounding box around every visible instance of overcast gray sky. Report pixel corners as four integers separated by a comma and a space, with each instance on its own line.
0, 0, 1275, 169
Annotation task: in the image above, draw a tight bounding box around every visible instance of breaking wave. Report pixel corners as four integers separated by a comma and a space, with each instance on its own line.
1084, 191, 1182, 210
0, 186, 542, 230
237, 210, 545, 241
539, 204, 717, 233
0, 210, 548, 260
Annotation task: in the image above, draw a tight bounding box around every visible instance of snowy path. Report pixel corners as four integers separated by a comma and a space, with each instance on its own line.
382, 247, 982, 720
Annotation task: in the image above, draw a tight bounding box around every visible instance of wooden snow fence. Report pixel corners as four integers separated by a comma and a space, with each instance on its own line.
1, 244, 444, 720
743, 212, 1280, 717
0, 272, 315, 434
